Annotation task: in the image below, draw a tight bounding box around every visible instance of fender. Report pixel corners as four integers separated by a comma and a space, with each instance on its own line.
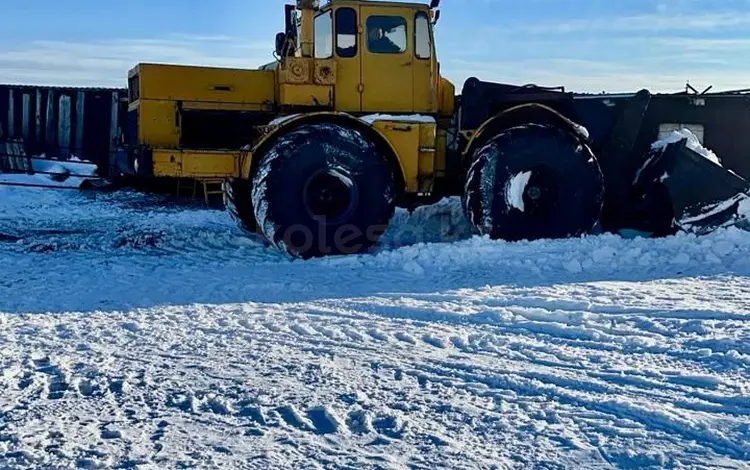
463, 103, 591, 166
241, 111, 407, 198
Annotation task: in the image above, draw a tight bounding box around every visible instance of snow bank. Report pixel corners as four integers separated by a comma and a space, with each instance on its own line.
651, 129, 721, 166
379, 197, 473, 248
354, 224, 750, 281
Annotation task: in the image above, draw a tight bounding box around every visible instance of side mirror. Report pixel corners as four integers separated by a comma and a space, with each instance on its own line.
275, 32, 287, 56
430, 0, 441, 8
432, 10, 441, 24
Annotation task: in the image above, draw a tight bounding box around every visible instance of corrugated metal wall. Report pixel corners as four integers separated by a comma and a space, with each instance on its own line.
0, 85, 128, 176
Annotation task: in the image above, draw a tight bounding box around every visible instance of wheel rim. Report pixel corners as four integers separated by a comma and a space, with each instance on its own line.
522, 167, 559, 216
303, 168, 359, 224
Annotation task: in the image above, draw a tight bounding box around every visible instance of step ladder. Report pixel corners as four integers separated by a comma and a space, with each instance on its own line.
176, 178, 225, 205
200, 178, 225, 205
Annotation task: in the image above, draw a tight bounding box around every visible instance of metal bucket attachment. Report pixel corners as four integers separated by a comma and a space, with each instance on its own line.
633, 137, 750, 235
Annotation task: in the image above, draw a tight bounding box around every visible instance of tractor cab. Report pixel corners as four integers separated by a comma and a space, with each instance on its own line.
274, 0, 443, 114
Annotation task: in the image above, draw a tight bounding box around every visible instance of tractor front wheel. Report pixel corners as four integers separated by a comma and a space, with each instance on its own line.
250, 122, 396, 258
463, 124, 604, 242
223, 178, 257, 234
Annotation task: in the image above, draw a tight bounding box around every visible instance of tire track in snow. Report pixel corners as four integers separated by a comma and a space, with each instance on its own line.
230, 300, 750, 462
403, 359, 750, 461
3, 302, 748, 469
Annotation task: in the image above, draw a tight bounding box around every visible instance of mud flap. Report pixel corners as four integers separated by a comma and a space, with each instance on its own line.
633, 138, 750, 235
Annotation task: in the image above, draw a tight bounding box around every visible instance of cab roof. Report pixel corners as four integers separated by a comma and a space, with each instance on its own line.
322, 0, 431, 10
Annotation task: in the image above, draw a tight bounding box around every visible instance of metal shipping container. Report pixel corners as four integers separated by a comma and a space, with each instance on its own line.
0, 84, 128, 176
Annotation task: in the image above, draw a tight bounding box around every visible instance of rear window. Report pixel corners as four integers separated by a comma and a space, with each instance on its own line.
415, 12, 431, 59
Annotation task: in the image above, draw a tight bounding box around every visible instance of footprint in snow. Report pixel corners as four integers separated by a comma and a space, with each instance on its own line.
306, 406, 342, 435
33, 357, 69, 400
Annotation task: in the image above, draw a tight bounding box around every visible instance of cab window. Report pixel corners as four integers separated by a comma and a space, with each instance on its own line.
315, 11, 333, 59
366, 16, 407, 54
336, 8, 357, 58
415, 12, 431, 59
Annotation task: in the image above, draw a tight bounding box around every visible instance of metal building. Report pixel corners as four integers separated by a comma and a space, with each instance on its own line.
0, 85, 128, 176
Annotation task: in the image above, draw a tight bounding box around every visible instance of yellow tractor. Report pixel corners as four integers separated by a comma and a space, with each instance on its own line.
117, 0, 750, 258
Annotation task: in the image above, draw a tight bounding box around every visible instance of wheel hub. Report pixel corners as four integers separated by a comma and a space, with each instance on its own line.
523, 167, 559, 215
303, 168, 358, 223
526, 185, 542, 201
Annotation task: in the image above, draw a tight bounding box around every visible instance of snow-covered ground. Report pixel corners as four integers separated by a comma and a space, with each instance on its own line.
2, 185, 750, 469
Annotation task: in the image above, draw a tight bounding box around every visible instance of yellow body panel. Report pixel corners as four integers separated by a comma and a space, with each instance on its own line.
418, 122, 437, 192
438, 76, 456, 118
152, 149, 238, 178
129, 63, 277, 150
180, 101, 271, 112
134, 100, 179, 148
434, 126, 448, 179
372, 119, 435, 193
133, 63, 275, 104
279, 84, 333, 108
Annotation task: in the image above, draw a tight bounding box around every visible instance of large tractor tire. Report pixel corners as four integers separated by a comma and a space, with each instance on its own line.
223, 178, 257, 233
250, 122, 396, 259
463, 124, 604, 241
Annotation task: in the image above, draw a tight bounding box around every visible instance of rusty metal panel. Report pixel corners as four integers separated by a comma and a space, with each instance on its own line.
7, 89, 15, 137
58, 94, 72, 155
0, 84, 127, 176
22, 93, 31, 141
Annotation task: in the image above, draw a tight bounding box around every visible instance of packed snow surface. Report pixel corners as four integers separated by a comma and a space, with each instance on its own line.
2, 186, 750, 469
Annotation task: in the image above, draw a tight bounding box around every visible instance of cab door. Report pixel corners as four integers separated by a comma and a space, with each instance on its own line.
332, 5, 362, 113
412, 10, 436, 113
360, 6, 414, 113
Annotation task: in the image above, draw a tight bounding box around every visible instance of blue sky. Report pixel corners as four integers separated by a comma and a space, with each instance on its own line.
1, 0, 749, 93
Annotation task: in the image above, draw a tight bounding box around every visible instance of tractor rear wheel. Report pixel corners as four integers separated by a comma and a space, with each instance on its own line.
251, 122, 396, 258
463, 124, 604, 241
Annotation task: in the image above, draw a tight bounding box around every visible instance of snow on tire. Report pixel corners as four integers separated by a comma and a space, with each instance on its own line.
251, 122, 396, 259
463, 124, 604, 241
